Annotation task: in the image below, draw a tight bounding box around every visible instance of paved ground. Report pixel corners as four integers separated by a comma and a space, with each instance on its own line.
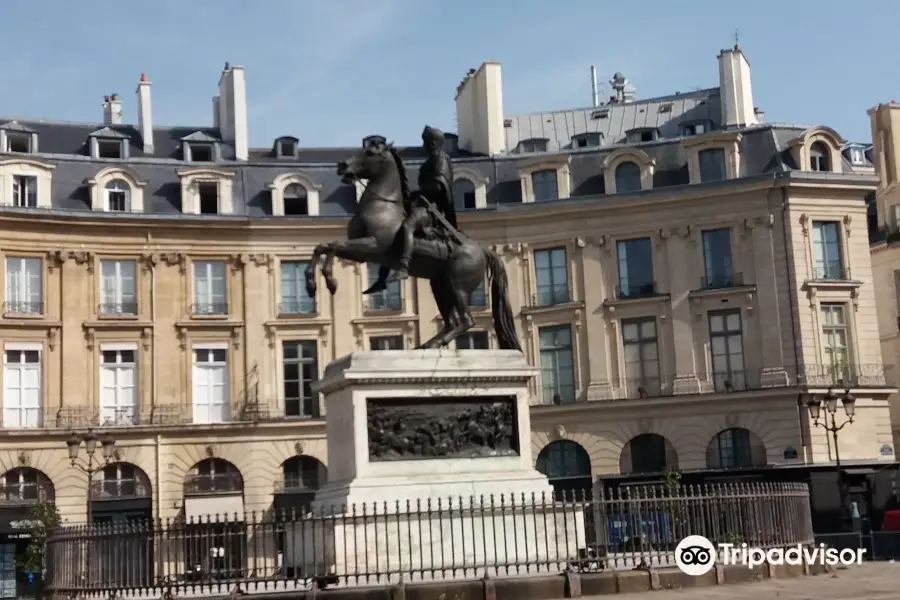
576, 562, 899, 599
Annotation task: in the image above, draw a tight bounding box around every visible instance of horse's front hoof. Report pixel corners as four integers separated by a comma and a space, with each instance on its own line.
305, 283, 317, 298
325, 277, 338, 295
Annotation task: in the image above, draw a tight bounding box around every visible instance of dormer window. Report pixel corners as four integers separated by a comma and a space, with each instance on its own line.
363, 135, 386, 148
0, 121, 38, 154
572, 133, 602, 149
5, 134, 31, 153
180, 131, 221, 163
88, 127, 129, 160
625, 128, 657, 144
517, 138, 549, 154
658, 103, 673, 114
682, 122, 707, 136
810, 142, 830, 172
97, 140, 123, 159
443, 133, 459, 154
276, 137, 299, 159
590, 109, 609, 120
106, 180, 129, 211
283, 184, 308, 215
846, 147, 867, 166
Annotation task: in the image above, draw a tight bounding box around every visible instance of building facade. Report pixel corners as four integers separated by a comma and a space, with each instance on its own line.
0, 46, 893, 553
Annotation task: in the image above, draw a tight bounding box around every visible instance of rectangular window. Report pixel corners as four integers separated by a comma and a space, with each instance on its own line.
698, 148, 727, 182
701, 229, 734, 289
366, 264, 401, 311
5, 134, 31, 153
279, 261, 316, 314
821, 303, 850, 385
811, 221, 845, 280
4, 257, 42, 315
469, 280, 487, 307
3, 347, 41, 428
616, 238, 655, 299
539, 325, 575, 404
108, 188, 127, 211
100, 260, 137, 315
282, 341, 318, 418
622, 318, 660, 398
100, 349, 138, 425
97, 140, 123, 159
534, 247, 569, 306
193, 261, 227, 315
708, 310, 745, 392
192, 347, 229, 424
12, 175, 37, 208
190, 144, 213, 162
198, 182, 219, 214
456, 331, 489, 350
370, 335, 403, 350
531, 170, 558, 202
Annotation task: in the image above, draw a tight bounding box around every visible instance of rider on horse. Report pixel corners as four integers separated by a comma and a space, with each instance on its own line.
363, 125, 458, 295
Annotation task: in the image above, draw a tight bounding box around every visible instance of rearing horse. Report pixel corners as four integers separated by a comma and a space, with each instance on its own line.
303, 140, 521, 351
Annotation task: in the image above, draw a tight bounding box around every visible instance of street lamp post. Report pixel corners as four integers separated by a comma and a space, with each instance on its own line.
66, 430, 116, 525
805, 387, 856, 525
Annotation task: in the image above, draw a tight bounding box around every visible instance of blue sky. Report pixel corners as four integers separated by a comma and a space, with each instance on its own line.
0, 0, 892, 148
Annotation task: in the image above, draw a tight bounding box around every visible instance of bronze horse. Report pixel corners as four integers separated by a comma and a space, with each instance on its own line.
303, 140, 521, 351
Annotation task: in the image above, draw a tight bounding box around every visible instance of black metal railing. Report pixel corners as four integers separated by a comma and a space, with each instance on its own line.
98, 301, 138, 316
183, 473, 244, 496
89, 479, 151, 501
811, 263, 852, 281
710, 370, 748, 392
700, 272, 745, 290
800, 363, 894, 388
3, 300, 42, 315
614, 281, 657, 300
620, 376, 666, 399
99, 409, 138, 427
44, 482, 813, 596
192, 302, 229, 316
277, 300, 316, 316
0, 484, 52, 506
274, 476, 321, 494
364, 294, 402, 312
532, 285, 571, 307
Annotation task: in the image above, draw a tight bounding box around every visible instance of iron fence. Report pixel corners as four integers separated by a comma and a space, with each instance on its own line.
45, 481, 812, 598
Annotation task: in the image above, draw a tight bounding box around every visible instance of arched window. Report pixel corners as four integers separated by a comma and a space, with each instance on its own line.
536, 440, 592, 499
95, 462, 151, 499
283, 183, 309, 216
105, 179, 130, 211
281, 456, 327, 493
707, 428, 767, 469
0, 467, 53, 503
810, 142, 830, 172
620, 433, 678, 474
614, 161, 642, 194
184, 458, 243, 495
453, 178, 476, 210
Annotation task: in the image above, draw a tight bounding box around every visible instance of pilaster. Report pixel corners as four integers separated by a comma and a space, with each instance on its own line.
666, 226, 700, 394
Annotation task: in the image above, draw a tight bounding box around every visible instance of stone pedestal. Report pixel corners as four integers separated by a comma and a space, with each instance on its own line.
284, 349, 584, 579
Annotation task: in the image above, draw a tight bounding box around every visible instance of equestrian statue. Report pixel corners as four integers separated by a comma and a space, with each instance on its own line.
304, 125, 522, 351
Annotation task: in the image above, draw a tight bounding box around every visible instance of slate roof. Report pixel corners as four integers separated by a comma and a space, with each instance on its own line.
0, 101, 874, 220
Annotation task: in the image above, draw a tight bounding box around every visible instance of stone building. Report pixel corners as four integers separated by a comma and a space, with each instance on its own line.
0, 45, 892, 545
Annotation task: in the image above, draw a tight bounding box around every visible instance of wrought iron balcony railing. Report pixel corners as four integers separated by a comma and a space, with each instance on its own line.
0, 484, 51, 505
89, 479, 152, 501
700, 272, 745, 290
3, 301, 42, 315
192, 302, 228, 316
810, 264, 852, 282
277, 299, 316, 315
614, 281, 657, 300
99, 301, 138, 316
183, 473, 243, 496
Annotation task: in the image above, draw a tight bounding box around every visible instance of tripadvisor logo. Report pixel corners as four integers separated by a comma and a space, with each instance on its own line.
674, 535, 866, 576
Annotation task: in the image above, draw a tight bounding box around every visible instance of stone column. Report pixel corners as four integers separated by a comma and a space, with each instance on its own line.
666, 227, 700, 394
582, 238, 613, 400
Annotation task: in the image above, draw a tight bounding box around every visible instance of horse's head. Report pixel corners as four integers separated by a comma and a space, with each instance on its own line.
337, 138, 396, 185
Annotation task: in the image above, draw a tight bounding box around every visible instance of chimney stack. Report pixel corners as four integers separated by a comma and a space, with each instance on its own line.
102, 93, 123, 125
216, 62, 248, 161
136, 73, 154, 153
717, 44, 758, 128
454, 62, 505, 156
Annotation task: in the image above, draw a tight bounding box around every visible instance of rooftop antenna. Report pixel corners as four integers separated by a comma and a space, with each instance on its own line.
734, 28, 740, 49
590, 65, 599, 107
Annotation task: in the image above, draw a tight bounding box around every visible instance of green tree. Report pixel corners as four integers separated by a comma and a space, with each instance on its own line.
18, 501, 61, 576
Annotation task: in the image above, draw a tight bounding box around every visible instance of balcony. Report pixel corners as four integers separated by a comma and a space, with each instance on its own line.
614, 281, 658, 300
274, 476, 320, 494
364, 294, 402, 312
99, 408, 139, 427
183, 472, 243, 496
89, 479, 151, 501
278, 299, 316, 316
98, 301, 138, 317
700, 272, 746, 290
0, 484, 51, 506
3, 301, 42, 316
192, 302, 228, 316
800, 364, 895, 389
618, 376, 668, 399
531, 285, 571, 308
810, 263, 852, 282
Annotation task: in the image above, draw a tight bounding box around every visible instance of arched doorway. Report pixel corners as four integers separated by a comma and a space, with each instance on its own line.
619, 434, 679, 475
535, 440, 592, 499
183, 458, 245, 580
706, 428, 767, 469
0, 467, 54, 597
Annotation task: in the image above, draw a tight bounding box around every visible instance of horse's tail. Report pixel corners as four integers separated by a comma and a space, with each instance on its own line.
484, 247, 523, 352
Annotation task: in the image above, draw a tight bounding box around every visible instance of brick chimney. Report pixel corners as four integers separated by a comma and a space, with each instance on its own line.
136, 73, 153, 153
102, 93, 123, 125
